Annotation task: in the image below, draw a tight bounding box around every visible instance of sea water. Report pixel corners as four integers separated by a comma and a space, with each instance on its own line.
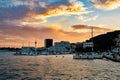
0, 51, 120, 80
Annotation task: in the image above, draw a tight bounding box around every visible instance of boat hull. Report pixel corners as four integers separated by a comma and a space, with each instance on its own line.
73, 54, 103, 59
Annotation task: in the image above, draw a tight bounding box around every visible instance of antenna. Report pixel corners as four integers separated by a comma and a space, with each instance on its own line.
91, 27, 94, 52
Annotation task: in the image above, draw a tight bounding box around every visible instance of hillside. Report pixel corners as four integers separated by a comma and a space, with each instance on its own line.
87, 30, 120, 52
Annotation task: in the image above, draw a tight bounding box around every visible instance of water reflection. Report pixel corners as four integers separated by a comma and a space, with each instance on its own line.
0, 52, 120, 80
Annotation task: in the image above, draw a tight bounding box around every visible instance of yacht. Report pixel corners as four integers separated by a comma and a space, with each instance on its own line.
73, 52, 103, 59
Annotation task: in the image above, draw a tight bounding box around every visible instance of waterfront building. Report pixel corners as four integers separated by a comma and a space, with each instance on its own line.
21, 47, 35, 55
47, 41, 72, 54
83, 42, 94, 49
44, 39, 53, 48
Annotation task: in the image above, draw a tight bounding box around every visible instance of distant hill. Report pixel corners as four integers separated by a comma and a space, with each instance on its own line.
0, 47, 21, 51
87, 30, 120, 52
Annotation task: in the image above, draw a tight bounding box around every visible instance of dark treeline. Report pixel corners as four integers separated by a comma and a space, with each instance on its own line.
0, 47, 21, 51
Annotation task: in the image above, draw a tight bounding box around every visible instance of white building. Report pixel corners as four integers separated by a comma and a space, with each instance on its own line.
47, 41, 72, 54
21, 47, 35, 55
83, 42, 94, 48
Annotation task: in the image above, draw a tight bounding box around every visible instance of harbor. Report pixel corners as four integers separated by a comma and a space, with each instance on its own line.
0, 52, 120, 80
0, 0, 120, 79
1, 34, 119, 62
0, 32, 120, 80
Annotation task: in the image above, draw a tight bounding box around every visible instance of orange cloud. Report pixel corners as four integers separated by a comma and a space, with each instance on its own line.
0, 23, 114, 47
18, 1, 91, 26
2, 1, 88, 27
72, 24, 113, 35
90, 0, 120, 10
24, 1, 89, 21
77, 15, 98, 22
72, 24, 110, 30
0, 25, 91, 47
21, 18, 46, 26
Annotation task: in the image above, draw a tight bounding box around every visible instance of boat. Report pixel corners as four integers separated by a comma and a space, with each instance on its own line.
73, 52, 103, 59
73, 27, 103, 59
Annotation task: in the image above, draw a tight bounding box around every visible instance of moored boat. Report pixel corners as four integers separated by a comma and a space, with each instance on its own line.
73, 52, 103, 59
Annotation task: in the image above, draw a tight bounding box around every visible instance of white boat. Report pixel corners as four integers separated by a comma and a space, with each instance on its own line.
73, 52, 103, 59
40, 51, 50, 55
93, 53, 103, 59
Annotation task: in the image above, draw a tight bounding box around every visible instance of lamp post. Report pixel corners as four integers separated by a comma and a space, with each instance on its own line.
35, 40, 37, 55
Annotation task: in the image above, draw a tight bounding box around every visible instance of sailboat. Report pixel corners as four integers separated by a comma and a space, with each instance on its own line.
73, 27, 103, 59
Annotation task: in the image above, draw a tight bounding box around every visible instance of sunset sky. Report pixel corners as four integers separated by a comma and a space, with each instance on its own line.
0, 0, 120, 47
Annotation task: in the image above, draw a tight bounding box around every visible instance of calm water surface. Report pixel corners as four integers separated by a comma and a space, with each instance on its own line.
0, 51, 120, 80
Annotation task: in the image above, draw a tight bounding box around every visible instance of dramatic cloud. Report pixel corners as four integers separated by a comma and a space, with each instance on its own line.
0, 0, 47, 9
14, 0, 48, 10
22, 0, 91, 26
0, 25, 90, 47
90, 0, 120, 10
0, 0, 118, 47
0, 6, 30, 21
77, 15, 98, 22
24, 1, 89, 20
0, 0, 90, 27
72, 24, 112, 32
